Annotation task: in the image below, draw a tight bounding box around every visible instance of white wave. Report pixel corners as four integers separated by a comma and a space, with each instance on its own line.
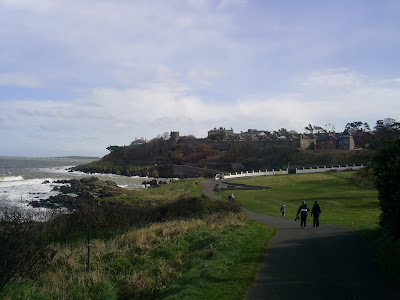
0, 175, 24, 182
0, 178, 64, 206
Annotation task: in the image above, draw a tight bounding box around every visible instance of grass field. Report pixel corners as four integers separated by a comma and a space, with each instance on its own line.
2, 179, 275, 300
216, 172, 380, 232
109, 178, 204, 206
216, 172, 400, 286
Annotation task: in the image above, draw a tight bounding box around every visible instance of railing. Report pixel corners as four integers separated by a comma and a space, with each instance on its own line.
215, 164, 364, 180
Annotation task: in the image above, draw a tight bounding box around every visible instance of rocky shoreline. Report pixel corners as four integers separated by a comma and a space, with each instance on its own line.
29, 177, 126, 210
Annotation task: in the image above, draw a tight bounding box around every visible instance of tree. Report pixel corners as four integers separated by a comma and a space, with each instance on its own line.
324, 123, 336, 133
277, 128, 288, 136
0, 210, 56, 294
313, 125, 327, 134
363, 122, 371, 131
304, 124, 314, 134
374, 118, 400, 142
345, 121, 370, 131
372, 140, 400, 238
157, 132, 170, 140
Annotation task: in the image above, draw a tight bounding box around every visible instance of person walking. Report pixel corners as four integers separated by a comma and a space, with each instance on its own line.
311, 201, 322, 227
280, 203, 286, 218
296, 200, 310, 228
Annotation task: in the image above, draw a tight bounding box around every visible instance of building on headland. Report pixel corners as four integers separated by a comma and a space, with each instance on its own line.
207, 127, 234, 140
350, 130, 375, 148
315, 130, 355, 150
131, 138, 147, 146
118, 127, 371, 154
300, 134, 317, 150
236, 129, 270, 141
204, 127, 362, 151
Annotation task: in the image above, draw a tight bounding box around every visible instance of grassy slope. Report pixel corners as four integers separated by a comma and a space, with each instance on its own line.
216, 172, 400, 286
108, 178, 204, 205
217, 172, 380, 231
4, 179, 275, 300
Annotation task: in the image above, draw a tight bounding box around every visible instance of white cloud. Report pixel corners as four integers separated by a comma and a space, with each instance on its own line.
188, 68, 221, 86
0, 0, 55, 12
1, 1, 400, 156
300, 68, 368, 88
1, 68, 400, 156
0, 72, 43, 88
218, 0, 247, 9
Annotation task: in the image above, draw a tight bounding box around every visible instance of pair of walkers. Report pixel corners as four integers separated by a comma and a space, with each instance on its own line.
295, 200, 321, 228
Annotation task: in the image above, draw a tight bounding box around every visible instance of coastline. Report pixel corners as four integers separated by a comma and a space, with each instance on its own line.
0, 157, 151, 212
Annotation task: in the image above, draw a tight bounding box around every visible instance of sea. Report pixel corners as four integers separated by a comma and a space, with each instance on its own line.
0, 156, 150, 212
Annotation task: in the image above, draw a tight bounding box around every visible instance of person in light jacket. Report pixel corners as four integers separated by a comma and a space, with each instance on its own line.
280, 203, 286, 218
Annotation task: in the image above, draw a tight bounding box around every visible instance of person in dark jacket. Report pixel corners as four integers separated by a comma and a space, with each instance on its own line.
296, 200, 310, 228
311, 201, 322, 227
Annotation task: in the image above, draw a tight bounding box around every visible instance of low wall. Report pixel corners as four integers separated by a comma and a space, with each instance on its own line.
215, 164, 364, 180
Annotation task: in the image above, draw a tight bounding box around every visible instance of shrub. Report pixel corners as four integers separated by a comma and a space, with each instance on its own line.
352, 166, 376, 188
372, 140, 400, 238
0, 210, 56, 295
46, 195, 241, 243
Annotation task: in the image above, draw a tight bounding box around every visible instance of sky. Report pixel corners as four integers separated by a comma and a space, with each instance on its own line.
1, 0, 400, 157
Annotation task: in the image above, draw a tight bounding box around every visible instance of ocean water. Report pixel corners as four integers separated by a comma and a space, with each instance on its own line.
0, 156, 149, 211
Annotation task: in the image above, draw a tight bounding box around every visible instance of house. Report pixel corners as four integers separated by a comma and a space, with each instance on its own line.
341, 130, 355, 150
131, 138, 147, 146
351, 130, 375, 148
316, 135, 339, 150
208, 127, 234, 140
315, 130, 355, 150
239, 129, 269, 139
300, 134, 321, 150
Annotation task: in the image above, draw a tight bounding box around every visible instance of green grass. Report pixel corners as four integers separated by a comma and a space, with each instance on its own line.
107, 178, 204, 205
217, 173, 380, 231
161, 220, 275, 300
216, 172, 400, 286
4, 214, 274, 300
3, 178, 275, 300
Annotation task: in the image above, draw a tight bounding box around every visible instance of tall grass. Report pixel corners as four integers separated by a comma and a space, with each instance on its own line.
5, 212, 274, 299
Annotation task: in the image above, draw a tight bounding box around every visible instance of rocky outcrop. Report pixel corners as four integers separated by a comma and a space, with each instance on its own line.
29, 177, 126, 210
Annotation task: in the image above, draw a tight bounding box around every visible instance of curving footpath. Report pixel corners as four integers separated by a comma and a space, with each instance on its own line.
201, 180, 400, 300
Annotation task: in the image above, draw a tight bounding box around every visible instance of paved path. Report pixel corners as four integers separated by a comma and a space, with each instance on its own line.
201, 180, 400, 300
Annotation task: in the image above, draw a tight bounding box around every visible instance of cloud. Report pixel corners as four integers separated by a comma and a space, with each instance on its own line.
1, 1, 400, 156
218, 0, 247, 9
2, 66, 400, 156
0, 72, 43, 88
300, 68, 368, 88
188, 68, 221, 86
